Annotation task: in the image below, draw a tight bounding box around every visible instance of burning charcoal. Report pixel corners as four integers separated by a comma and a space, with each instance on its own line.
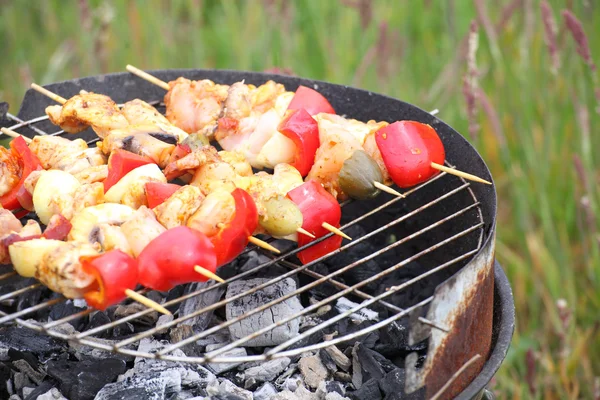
114, 302, 158, 326
85, 312, 112, 338
70, 338, 135, 362
21, 381, 56, 400
377, 368, 420, 400
334, 371, 352, 383
12, 359, 45, 385
0, 327, 66, 360
353, 344, 396, 383
206, 347, 248, 375
348, 378, 382, 400
243, 357, 291, 384
254, 382, 279, 400
324, 393, 350, 400
319, 349, 338, 373
48, 300, 87, 331
46, 358, 127, 400
335, 298, 379, 324
226, 278, 303, 346
96, 369, 182, 400
156, 313, 174, 334
298, 353, 329, 390
0, 363, 10, 399
178, 281, 225, 333
111, 322, 135, 338
324, 345, 351, 372
324, 381, 346, 396
13, 371, 32, 393
8, 349, 39, 370
206, 378, 253, 400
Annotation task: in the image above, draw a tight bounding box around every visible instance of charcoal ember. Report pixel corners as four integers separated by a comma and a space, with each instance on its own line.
324, 381, 346, 396
85, 311, 112, 338
298, 354, 329, 390
70, 338, 135, 362
353, 343, 396, 385
97, 369, 182, 400
13, 371, 32, 393
48, 300, 87, 331
376, 262, 430, 306
0, 327, 66, 360
272, 385, 318, 400
0, 362, 11, 399
226, 278, 303, 347
16, 285, 48, 314
324, 345, 351, 372
348, 378, 382, 400
375, 321, 427, 358
12, 359, 45, 385
8, 349, 39, 370
114, 302, 158, 326
335, 298, 379, 324
178, 281, 225, 333
21, 381, 55, 400
206, 378, 253, 400
46, 358, 126, 400
169, 325, 204, 356
333, 371, 352, 383
111, 322, 135, 338
377, 368, 421, 400
324, 225, 382, 291
319, 349, 338, 373
243, 357, 291, 384
336, 321, 379, 350
164, 285, 185, 314
254, 382, 278, 400
206, 347, 247, 375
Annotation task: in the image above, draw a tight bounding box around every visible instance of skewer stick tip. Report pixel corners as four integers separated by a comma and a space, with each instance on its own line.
194, 265, 225, 283
0, 127, 32, 143
125, 64, 170, 91
430, 162, 492, 185
321, 222, 352, 240
248, 236, 281, 254
297, 227, 316, 239
124, 288, 171, 315
373, 181, 405, 198
30, 83, 67, 105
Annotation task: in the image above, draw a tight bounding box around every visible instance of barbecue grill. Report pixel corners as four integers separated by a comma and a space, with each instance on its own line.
0, 70, 514, 400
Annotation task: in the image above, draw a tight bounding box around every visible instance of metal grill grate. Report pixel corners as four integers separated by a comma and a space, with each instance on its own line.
0, 109, 485, 365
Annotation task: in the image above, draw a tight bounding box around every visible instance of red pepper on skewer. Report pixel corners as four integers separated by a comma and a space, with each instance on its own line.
208, 188, 258, 267
145, 182, 182, 209
287, 86, 336, 116
375, 121, 445, 188
0, 136, 42, 215
81, 250, 138, 310
103, 150, 154, 192
278, 109, 320, 177
137, 226, 218, 291
287, 180, 343, 264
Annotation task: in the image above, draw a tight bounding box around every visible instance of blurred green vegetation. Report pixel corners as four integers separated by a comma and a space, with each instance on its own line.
1, 0, 599, 398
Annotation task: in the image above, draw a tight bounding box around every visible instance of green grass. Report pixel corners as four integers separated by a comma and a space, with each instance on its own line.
1, 1, 599, 398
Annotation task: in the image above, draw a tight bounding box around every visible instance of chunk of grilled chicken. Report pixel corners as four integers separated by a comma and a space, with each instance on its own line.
306, 113, 388, 200
164, 77, 229, 136
120, 99, 189, 142
36, 241, 99, 299
120, 206, 166, 257
0, 146, 20, 198
45, 93, 128, 138
0, 210, 42, 264
29, 136, 107, 175
153, 185, 205, 229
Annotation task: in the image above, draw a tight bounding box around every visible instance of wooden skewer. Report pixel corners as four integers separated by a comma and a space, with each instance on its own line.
296, 227, 315, 239
124, 288, 171, 315
321, 222, 352, 240
373, 182, 405, 198
31, 83, 66, 105
430, 162, 492, 185
126, 65, 170, 91
0, 127, 32, 143
248, 236, 281, 254
194, 265, 225, 283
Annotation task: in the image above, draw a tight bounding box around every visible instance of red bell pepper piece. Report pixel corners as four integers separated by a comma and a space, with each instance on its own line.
0, 136, 42, 212
287, 180, 342, 264
278, 109, 320, 177
145, 182, 182, 209
81, 250, 138, 310
287, 86, 336, 116
208, 188, 258, 266
375, 121, 445, 188
42, 214, 72, 240
137, 226, 217, 291
104, 150, 154, 192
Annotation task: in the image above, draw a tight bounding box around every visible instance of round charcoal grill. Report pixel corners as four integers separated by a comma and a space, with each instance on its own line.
0, 70, 514, 399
